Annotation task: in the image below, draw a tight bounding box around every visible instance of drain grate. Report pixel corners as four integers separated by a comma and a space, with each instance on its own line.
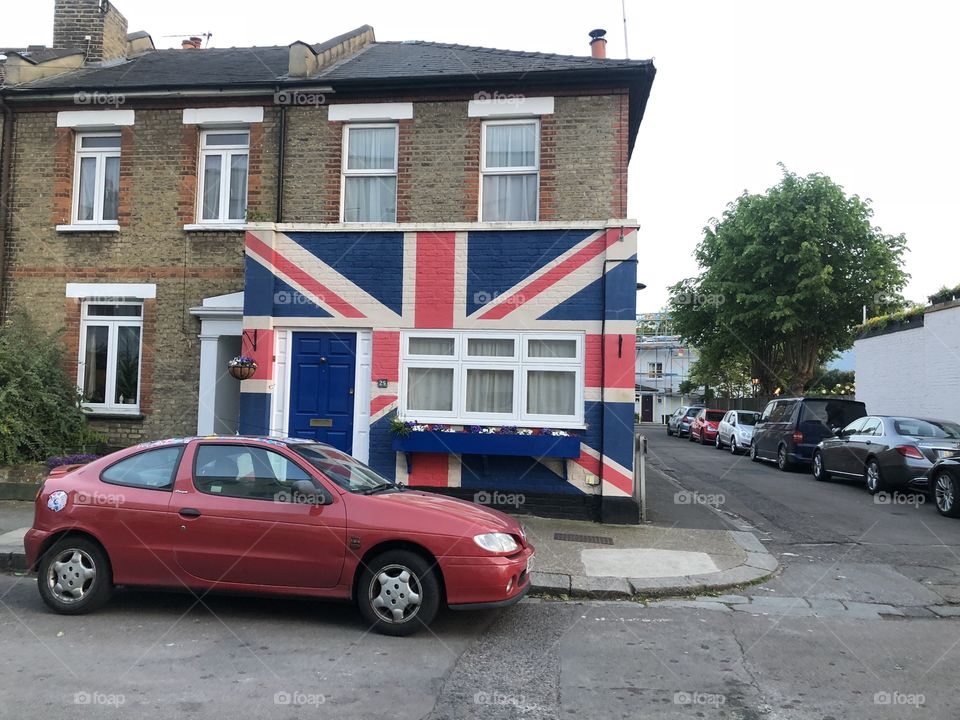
553, 533, 614, 546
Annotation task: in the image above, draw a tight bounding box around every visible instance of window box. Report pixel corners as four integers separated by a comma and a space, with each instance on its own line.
391, 430, 580, 458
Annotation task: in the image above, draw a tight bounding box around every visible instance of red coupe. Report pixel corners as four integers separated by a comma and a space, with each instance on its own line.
689, 409, 726, 445
25, 437, 534, 636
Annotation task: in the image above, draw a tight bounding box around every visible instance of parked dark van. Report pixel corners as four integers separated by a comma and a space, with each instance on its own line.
751, 397, 867, 470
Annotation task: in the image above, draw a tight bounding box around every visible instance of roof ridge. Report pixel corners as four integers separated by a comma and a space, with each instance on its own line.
376, 38, 635, 64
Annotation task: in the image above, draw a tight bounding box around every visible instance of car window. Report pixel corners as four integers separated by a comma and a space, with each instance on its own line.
840, 417, 867, 438
291, 444, 395, 494
101, 447, 184, 490
800, 400, 866, 431
738, 412, 759, 426
759, 402, 776, 422
894, 419, 960, 439
193, 445, 313, 501
860, 418, 882, 436
722, 412, 732, 423
768, 401, 796, 423
706, 411, 725, 422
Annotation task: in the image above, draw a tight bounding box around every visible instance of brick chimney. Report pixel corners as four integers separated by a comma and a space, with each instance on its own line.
181, 36, 203, 49
589, 28, 607, 59
53, 0, 129, 62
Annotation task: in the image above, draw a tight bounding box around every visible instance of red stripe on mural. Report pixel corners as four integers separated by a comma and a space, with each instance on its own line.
370, 394, 397, 416
372, 331, 400, 383
246, 234, 365, 319
407, 453, 449, 487
241, 328, 274, 380
415, 232, 456, 328
603, 463, 633, 495
585, 335, 602, 387
604, 333, 636, 389
572, 450, 600, 476
478, 229, 619, 320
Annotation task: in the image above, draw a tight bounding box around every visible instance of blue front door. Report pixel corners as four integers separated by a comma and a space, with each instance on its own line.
289, 332, 356, 453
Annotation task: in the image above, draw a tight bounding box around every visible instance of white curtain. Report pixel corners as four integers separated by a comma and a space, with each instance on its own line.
102, 156, 120, 221
482, 174, 536, 222
407, 367, 454, 412
467, 338, 514, 357
409, 337, 455, 356
201, 154, 221, 220
347, 127, 396, 170
528, 339, 577, 359
344, 176, 397, 222
466, 368, 514, 413
83, 325, 108, 403
228, 153, 248, 220
485, 123, 536, 168
527, 370, 576, 416
78, 156, 97, 221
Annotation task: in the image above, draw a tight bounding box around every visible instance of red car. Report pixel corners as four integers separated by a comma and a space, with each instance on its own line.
25, 437, 534, 636
689, 409, 726, 445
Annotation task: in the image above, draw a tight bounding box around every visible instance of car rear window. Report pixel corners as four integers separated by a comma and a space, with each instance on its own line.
706, 411, 725, 422
894, 419, 960, 439
800, 400, 866, 430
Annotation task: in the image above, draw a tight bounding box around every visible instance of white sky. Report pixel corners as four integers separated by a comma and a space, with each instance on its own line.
4, 0, 958, 311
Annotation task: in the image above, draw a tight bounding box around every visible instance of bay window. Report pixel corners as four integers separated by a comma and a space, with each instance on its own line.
73, 133, 121, 225
400, 331, 583, 426
198, 130, 249, 223
78, 301, 143, 413
341, 124, 398, 222
480, 119, 539, 222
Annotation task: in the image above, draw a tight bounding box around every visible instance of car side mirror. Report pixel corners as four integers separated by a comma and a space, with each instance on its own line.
291, 479, 332, 505
731, 420, 737, 427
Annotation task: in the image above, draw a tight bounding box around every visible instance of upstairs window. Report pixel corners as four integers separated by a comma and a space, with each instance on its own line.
73, 133, 120, 225
481, 119, 539, 222
78, 301, 143, 413
199, 130, 249, 223
342, 124, 398, 223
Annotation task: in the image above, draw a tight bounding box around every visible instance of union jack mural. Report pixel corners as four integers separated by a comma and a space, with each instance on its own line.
238, 226, 638, 506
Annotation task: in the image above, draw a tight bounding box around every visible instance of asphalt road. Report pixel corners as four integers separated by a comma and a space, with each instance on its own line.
2, 433, 960, 718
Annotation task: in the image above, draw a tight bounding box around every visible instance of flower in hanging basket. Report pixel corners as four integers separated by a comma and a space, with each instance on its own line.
227, 355, 258, 380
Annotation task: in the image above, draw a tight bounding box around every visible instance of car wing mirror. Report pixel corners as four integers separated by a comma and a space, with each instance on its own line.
291, 479, 332, 505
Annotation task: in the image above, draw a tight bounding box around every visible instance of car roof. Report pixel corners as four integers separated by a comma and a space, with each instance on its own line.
133, 435, 332, 449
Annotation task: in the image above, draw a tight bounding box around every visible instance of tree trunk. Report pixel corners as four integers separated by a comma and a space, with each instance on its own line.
783, 333, 819, 396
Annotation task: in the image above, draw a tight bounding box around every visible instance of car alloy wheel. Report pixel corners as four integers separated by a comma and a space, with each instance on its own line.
934, 472, 960, 517
715, 433, 722, 449
813, 452, 829, 482
864, 460, 884, 495
750, 444, 759, 462
358, 550, 440, 636
667, 426, 673, 436
777, 446, 793, 471
701, 430, 710, 445
730, 438, 738, 455
37, 537, 112, 615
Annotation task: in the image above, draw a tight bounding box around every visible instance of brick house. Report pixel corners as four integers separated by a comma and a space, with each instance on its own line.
0, 0, 655, 521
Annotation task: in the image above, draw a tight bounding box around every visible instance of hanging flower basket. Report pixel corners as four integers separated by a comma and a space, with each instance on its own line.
228, 356, 258, 380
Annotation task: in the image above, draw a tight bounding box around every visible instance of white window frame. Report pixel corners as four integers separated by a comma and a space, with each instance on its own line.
197, 128, 250, 224
479, 118, 540, 222
648, 362, 663, 378
72, 132, 121, 226
77, 300, 144, 414
398, 331, 583, 427
340, 123, 399, 223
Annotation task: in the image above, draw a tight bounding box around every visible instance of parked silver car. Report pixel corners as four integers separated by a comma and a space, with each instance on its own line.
716, 410, 760, 454
813, 416, 960, 493
667, 405, 704, 438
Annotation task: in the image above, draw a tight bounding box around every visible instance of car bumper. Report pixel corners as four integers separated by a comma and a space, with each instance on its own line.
23, 528, 50, 570
442, 545, 534, 608
702, 428, 718, 439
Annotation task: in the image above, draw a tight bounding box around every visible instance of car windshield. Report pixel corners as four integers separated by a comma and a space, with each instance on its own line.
291, 444, 396, 494
800, 400, 866, 429
738, 412, 759, 426
706, 411, 725, 422
894, 419, 960, 439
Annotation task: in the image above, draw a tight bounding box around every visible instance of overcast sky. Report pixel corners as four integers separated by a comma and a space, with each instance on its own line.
5, 0, 957, 311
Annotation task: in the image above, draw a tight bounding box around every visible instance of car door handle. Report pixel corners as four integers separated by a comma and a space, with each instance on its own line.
178, 508, 201, 518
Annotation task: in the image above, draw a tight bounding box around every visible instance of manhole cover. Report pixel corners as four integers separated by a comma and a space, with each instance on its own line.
554, 533, 613, 545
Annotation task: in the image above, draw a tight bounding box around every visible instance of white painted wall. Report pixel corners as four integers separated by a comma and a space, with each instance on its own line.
855, 304, 960, 421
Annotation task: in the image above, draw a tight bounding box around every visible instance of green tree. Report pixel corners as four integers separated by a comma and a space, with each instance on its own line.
670, 167, 908, 395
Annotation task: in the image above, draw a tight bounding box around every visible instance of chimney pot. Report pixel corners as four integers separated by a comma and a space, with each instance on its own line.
182, 36, 202, 49
589, 28, 607, 59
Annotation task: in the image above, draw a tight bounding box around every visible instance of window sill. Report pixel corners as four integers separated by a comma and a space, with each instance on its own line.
82, 410, 144, 421
183, 223, 246, 232
56, 224, 120, 233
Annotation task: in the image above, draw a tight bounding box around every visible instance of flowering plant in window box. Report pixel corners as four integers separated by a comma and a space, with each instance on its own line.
390, 421, 580, 458
227, 355, 258, 380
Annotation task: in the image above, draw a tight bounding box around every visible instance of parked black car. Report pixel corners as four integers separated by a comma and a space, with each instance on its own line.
667, 405, 705, 438
751, 397, 867, 471
812, 416, 960, 494
924, 458, 960, 517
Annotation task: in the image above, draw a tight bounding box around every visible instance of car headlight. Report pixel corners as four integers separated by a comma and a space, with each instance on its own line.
473, 533, 519, 553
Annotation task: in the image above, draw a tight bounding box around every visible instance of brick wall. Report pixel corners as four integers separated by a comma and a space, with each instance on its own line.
53, 0, 129, 63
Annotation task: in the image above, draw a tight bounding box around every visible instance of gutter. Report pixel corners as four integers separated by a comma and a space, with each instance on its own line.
0, 97, 12, 318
